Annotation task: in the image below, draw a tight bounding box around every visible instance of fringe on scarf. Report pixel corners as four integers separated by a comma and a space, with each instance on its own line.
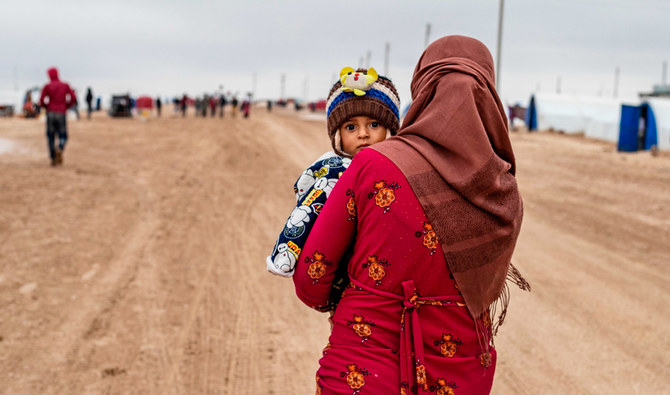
492, 262, 531, 335
475, 262, 531, 367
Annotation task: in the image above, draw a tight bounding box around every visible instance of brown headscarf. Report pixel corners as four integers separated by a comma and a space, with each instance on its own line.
372, 36, 528, 329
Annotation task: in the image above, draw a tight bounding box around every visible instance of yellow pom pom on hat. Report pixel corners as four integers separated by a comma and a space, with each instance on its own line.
340, 66, 379, 96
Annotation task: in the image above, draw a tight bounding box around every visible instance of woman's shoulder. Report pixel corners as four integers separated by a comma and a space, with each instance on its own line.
352, 147, 392, 165
350, 147, 399, 174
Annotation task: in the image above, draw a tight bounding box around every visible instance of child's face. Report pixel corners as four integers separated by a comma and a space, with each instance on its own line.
339, 116, 388, 156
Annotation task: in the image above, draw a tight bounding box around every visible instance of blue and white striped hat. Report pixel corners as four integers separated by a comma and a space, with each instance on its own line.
326, 68, 400, 155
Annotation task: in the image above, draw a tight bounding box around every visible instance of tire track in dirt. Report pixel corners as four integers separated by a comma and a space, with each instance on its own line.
213, 112, 333, 394
106, 122, 228, 395
213, 120, 271, 394
44, 169, 159, 394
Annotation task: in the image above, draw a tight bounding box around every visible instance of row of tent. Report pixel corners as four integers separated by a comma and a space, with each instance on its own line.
524, 93, 670, 152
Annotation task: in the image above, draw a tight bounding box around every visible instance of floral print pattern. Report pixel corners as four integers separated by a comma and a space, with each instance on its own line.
345, 189, 357, 221
362, 255, 390, 286
480, 352, 492, 368
340, 363, 370, 394
416, 363, 428, 391
305, 251, 331, 283
347, 314, 375, 342
482, 310, 492, 329
368, 180, 400, 213
315, 374, 323, 395
430, 378, 458, 395
434, 333, 463, 358
416, 221, 439, 255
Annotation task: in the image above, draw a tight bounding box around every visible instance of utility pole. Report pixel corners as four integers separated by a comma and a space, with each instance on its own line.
280, 73, 286, 101
384, 42, 390, 77
663, 61, 667, 86
613, 67, 619, 98
496, 0, 504, 91
424, 23, 431, 48
365, 51, 371, 69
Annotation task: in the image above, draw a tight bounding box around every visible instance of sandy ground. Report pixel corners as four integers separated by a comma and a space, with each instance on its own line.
0, 106, 668, 394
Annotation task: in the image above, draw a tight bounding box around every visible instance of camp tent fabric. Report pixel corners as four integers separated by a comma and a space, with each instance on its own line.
525, 95, 537, 130
136, 96, 154, 110
644, 98, 670, 151
0, 91, 22, 116
527, 93, 638, 142
618, 105, 642, 151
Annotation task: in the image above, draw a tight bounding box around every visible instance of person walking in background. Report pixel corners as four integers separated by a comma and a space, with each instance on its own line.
293, 36, 529, 394
39, 67, 76, 166
22, 91, 38, 118
231, 96, 238, 118
156, 96, 162, 117
194, 97, 201, 117
70, 89, 80, 120
181, 94, 188, 117
85, 87, 93, 119
209, 96, 216, 117
241, 95, 251, 119
200, 95, 208, 117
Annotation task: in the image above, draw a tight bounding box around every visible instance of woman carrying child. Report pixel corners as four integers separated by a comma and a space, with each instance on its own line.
293, 35, 529, 394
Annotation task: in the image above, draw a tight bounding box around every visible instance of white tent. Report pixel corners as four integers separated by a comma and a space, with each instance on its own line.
644, 98, 670, 151
527, 93, 638, 142
0, 90, 24, 116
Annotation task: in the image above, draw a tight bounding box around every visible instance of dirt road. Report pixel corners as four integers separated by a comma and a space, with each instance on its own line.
0, 108, 668, 394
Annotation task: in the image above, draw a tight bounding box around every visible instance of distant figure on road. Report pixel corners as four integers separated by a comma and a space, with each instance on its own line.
86, 87, 93, 119
181, 94, 188, 117
39, 67, 76, 166
231, 96, 238, 118
200, 95, 208, 117
156, 97, 162, 117
22, 91, 38, 119
70, 89, 80, 120
267, 100, 272, 112
209, 96, 216, 117
241, 96, 251, 119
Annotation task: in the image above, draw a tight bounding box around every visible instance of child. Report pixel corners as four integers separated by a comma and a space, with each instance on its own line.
266, 66, 400, 308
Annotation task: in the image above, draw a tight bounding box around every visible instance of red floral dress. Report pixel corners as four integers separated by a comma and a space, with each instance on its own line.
294, 149, 496, 395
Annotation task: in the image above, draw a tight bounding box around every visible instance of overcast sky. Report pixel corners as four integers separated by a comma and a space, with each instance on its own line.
1, 0, 669, 107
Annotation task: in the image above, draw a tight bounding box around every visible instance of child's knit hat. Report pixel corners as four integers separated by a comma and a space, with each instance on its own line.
326, 67, 400, 156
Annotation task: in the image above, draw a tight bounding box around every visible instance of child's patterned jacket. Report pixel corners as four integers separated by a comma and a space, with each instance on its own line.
266, 151, 351, 277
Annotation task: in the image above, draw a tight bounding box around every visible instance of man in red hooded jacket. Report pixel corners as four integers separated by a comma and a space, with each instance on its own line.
39, 67, 76, 166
